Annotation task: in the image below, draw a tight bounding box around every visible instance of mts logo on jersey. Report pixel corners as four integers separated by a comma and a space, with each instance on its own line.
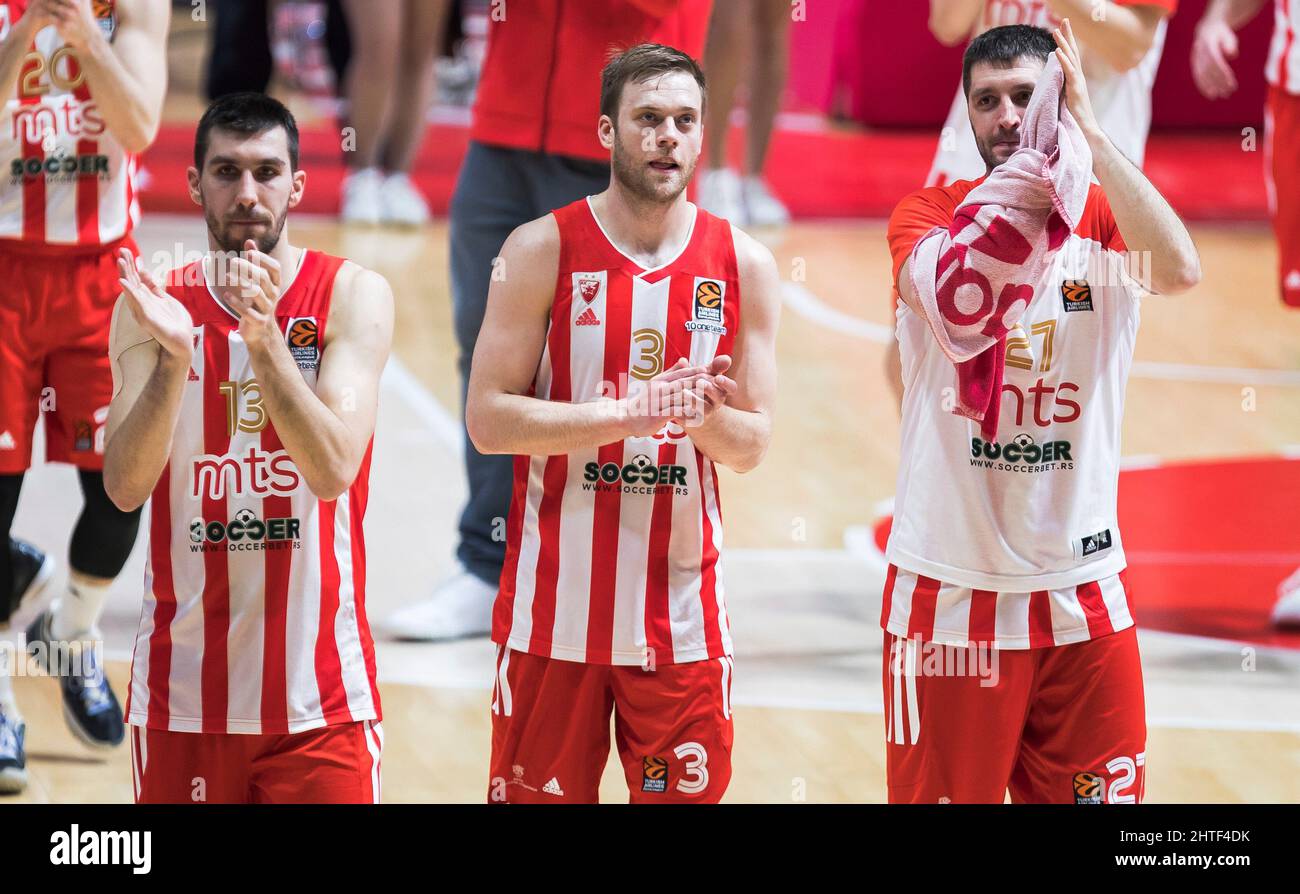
190, 509, 301, 552
685, 277, 727, 335
191, 446, 301, 499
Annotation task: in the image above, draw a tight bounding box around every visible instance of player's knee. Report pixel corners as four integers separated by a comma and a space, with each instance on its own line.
70, 470, 142, 579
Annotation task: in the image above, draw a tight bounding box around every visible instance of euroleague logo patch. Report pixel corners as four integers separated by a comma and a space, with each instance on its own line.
286, 317, 319, 371
1073, 771, 1103, 804
642, 756, 669, 793
94, 0, 118, 41
1061, 279, 1093, 312
686, 276, 727, 335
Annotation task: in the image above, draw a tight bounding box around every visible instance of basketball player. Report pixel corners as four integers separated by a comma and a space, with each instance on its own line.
103, 93, 392, 803
882, 22, 1200, 803
1190, 0, 1300, 625
885, 0, 1178, 406
382, 0, 712, 643
469, 43, 780, 803
0, 0, 168, 794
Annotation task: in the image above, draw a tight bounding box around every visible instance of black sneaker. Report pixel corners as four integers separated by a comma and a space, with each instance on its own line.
25, 610, 124, 750
0, 709, 25, 794
4, 538, 56, 627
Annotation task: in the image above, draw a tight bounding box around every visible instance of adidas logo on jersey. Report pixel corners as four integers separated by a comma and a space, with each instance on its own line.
575, 307, 601, 326
542, 777, 564, 796
1286, 269, 1300, 291
0, 431, 13, 450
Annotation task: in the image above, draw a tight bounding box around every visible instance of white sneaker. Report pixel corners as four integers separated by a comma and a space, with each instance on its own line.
379, 569, 496, 641
340, 167, 384, 225
379, 172, 431, 227
697, 167, 747, 225
741, 175, 790, 228
1272, 567, 1300, 628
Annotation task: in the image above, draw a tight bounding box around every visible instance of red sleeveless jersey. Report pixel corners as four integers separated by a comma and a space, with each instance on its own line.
0, 0, 140, 248
494, 198, 739, 667
126, 250, 381, 734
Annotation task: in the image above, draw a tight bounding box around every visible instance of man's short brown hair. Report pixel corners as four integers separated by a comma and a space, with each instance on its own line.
599, 43, 706, 123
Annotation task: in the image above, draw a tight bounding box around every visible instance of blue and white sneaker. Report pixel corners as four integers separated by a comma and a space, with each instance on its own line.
25, 610, 124, 750
0, 709, 26, 794
4, 538, 56, 628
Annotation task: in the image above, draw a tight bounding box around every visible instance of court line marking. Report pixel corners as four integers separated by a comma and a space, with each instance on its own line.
380, 356, 463, 453
782, 281, 1300, 387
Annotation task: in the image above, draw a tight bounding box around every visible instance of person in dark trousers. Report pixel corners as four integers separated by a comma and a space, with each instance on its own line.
381, 0, 713, 641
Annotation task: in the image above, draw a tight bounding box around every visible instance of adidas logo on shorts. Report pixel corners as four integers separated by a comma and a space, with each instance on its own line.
0, 431, 13, 450
542, 777, 564, 796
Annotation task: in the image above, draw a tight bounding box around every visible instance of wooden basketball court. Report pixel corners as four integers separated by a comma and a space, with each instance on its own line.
4, 15, 1300, 805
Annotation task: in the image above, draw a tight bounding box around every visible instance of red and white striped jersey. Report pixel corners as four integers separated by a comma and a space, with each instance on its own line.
1268, 0, 1300, 94
493, 198, 737, 667
0, 0, 139, 248
881, 564, 1135, 650
125, 250, 381, 734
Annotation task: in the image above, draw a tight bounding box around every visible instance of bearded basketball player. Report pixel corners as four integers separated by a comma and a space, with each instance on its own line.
103, 93, 393, 803
468, 43, 781, 803
882, 22, 1200, 803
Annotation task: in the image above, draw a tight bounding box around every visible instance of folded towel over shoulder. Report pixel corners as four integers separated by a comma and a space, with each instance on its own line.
907, 56, 1092, 441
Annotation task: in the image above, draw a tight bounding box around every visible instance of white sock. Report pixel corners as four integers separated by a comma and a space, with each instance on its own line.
0, 642, 20, 721
51, 575, 113, 642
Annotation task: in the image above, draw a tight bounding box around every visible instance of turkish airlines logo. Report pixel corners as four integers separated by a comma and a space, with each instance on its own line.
190, 446, 301, 500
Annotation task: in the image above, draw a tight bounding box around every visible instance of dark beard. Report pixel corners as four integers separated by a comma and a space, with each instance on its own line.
205, 204, 288, 254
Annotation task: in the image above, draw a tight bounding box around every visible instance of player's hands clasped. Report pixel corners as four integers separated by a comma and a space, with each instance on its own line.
36, 0, 100, 51
216, 239, 285, 351
621, 355, 738, 438
1053, 20, 1100, 139
116, 248, 195, 362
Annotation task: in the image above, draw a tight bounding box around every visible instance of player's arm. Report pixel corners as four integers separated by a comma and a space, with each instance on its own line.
466, 217, 714, 456
683, 227, 778, 474
928, 0, 985, 47
1056, 21, 1201, 295
1192, 0, 1270, 100
103, 252, 195, 512
1046, 1, 1169, 72
0, 5, 55, 101
45, 0, 169, 153
235, 257, 394, 502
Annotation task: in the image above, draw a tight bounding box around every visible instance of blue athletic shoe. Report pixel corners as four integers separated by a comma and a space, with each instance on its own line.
0, 709, 26, 794
25, 610, 124, 750
4, 538, 56, 627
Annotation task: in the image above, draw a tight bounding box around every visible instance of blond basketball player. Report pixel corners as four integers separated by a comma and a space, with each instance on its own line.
103, 93, 393, 803
468, 43, 780, 803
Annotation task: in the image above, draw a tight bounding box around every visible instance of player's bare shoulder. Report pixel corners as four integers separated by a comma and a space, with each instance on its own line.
728, 221, 780, 302
324, 259, 395, 352
501, 213, 561, 272
491, 214, 561, 310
